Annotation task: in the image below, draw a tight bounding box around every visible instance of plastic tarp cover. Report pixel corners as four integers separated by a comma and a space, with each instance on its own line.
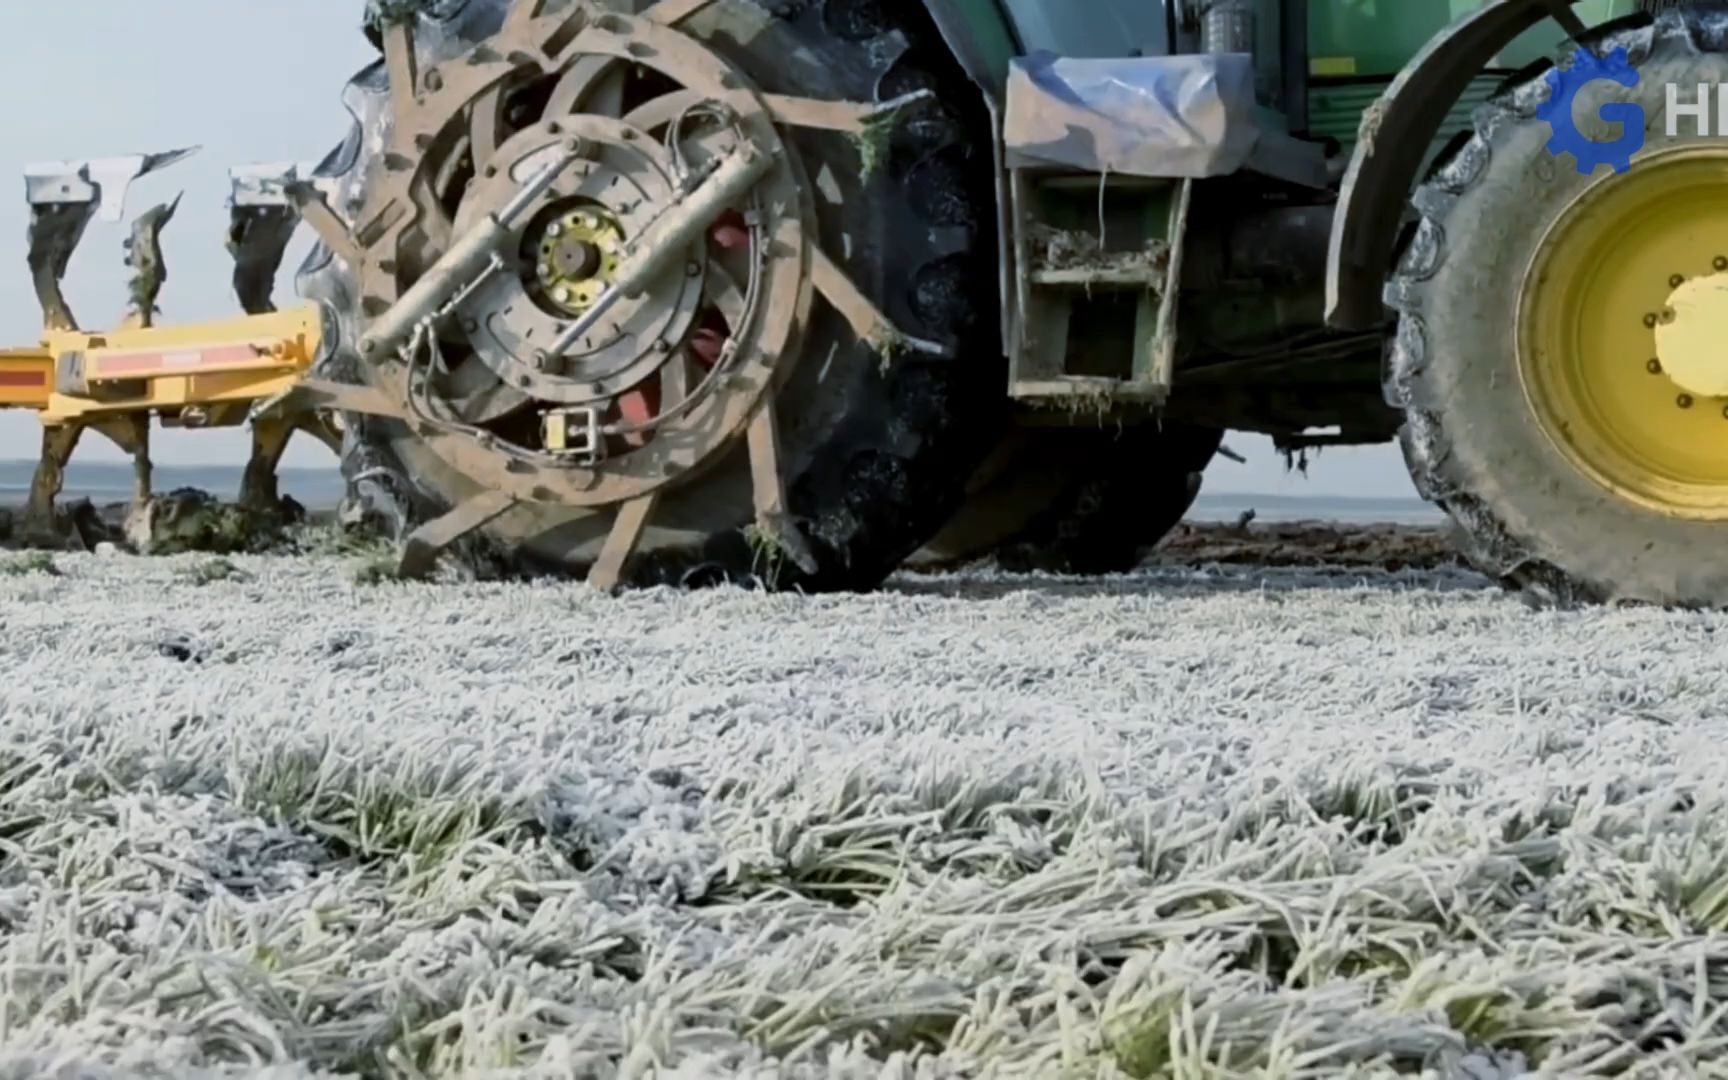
1003, 52, 1261, 178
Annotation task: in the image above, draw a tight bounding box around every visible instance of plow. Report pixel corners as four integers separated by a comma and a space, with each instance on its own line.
2, 151, 336, 542
7, 0, 1728, 604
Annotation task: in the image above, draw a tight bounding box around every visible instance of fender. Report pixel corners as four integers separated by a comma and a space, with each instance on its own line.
1325, 0, 1591, 331
920, 0, 1019, 103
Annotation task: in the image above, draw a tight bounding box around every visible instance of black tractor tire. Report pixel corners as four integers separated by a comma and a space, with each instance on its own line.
916, 422, 1223, 574
312, 0, 1002, 591
1386, 10, 1728, 606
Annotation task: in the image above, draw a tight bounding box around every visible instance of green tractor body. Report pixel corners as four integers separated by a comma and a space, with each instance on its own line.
916, 0, 1627, 425
913, 0, 1728, 602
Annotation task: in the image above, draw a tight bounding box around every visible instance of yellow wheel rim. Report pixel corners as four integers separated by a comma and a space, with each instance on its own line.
1519, 147, 1728, 518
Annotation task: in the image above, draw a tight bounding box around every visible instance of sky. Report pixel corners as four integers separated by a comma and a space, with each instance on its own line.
0, 2, 1420, 499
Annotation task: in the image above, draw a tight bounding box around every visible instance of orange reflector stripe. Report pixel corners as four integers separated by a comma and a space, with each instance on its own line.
94, 344, 265, 376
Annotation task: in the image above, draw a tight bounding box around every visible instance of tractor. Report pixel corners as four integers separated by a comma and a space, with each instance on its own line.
237, 0, 1728, 600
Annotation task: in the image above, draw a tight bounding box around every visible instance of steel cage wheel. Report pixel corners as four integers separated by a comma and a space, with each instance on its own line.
301, 0, 1002, 589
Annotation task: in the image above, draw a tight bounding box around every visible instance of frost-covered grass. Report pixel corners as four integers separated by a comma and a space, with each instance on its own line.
4, 554, 1728, 1078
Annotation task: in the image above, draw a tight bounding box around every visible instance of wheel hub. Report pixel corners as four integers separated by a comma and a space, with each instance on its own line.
452, 115, 710, 405
1656, 272, 1728, 399
531, 203, 622, 315
1519, 146, 1728, 518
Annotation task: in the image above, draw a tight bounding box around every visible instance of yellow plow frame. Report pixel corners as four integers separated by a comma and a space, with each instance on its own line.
2, 149, 337, 537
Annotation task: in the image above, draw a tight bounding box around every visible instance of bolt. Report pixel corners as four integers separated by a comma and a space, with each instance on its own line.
1716, 256, 1728, 271
1648, 358, 1663, 374
460, 316, 478, 333
1679, 394, 1695, 409
360, 339, 376, 355
553, 287, 571, 303
548, 222, 563, 237
1644, 313, 1659, 328
1671, 274, 1686, 288
424, 69, 443, 92
686, 261, 702, 277
538, 262, 553, 278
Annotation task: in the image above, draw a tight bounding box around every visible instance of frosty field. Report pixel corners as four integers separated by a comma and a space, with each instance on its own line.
4, 551, 1728, 1078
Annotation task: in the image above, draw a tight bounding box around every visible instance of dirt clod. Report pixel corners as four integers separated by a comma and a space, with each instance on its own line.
126, 489, 305, 556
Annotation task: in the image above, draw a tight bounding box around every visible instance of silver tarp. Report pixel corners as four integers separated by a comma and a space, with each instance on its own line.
1003, 52, 1261, 177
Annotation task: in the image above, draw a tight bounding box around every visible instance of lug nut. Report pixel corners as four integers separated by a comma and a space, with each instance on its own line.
1644, 313, 1659, 328
1648, 358, 1663, 374
1671, 274, 1686, 288
548, 222, 563, 237
553, 287, 571, 303
1715, 256, 1727, 271
1679, 394, 1695, 409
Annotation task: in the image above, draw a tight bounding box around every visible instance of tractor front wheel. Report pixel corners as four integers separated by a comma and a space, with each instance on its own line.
1388, 11, 1728, 606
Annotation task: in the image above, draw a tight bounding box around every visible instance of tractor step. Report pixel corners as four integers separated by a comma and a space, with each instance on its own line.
1029, 268, 1167, 288
1007, 169, 1190, 406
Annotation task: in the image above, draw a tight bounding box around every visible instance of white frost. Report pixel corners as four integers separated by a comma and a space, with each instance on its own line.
2, 553, 1727, 1077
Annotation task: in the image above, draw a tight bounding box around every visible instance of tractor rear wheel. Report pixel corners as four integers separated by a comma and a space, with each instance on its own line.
917, 422, 1222, 573
303, 0, 999, 590
1387, 11, 1728, 606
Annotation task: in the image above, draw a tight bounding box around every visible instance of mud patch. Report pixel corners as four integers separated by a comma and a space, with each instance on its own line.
2, 490, 348, 559
1152, 520, 1466, 573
